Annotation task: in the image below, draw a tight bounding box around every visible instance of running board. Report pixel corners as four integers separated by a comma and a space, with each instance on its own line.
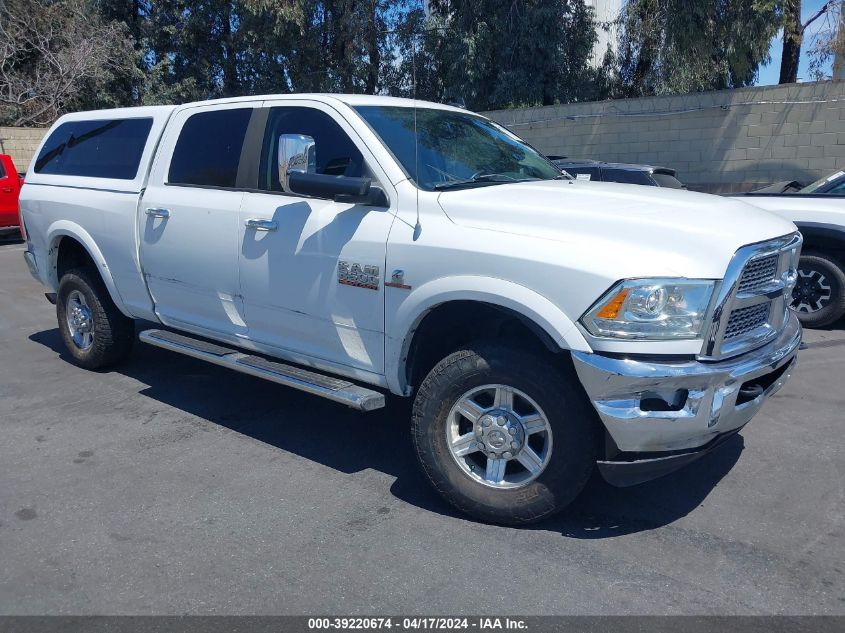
139, 329, 385, 411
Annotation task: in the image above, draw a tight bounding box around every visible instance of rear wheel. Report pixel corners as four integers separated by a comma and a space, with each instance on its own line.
791, 252, 845, 328
412, 342, 598, 525
56, 267, 135, 369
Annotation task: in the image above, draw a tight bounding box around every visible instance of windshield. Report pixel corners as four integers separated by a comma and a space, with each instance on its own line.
801, 171, 845, 193
354, 105, 562, 191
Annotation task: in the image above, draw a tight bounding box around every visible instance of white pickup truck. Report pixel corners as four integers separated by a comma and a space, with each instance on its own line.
20, 94, 802, 524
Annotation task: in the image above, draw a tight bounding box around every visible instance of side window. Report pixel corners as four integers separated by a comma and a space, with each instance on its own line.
605, 169, 651, 186
168, 108, 252, 188
824, 181, 845, 195
0, 161, 6, 179
258, 107, 365, 192
34, 118, 153, 179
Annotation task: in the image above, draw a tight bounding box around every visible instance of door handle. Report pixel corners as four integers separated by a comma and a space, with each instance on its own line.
145, 207, 170, 219
1, 187, 12, 193
245, 219, 278, 232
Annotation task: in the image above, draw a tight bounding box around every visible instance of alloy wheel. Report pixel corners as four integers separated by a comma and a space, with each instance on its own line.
445, 384, 553, 489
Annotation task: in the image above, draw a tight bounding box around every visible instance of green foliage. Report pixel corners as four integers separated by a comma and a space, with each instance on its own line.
0, 0, 138, 125
411, 0, 600, 110
0, 0, 807, 125
617, 0, 782, 96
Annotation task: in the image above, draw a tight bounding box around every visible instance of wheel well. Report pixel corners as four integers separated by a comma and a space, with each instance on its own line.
404, 301, 561, 389
54, 236, 96, 282
797, 226, 845, 264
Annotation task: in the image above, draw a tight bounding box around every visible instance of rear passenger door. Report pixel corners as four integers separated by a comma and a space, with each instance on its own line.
140, 103, 258, 336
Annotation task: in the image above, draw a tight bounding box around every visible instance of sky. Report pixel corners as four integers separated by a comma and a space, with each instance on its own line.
757, 0, 837, 85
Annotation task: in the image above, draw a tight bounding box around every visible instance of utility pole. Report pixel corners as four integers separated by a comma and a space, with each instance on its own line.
834, 0, 845, 79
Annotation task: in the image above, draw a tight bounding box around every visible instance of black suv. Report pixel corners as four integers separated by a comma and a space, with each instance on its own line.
551, 158, 685, 189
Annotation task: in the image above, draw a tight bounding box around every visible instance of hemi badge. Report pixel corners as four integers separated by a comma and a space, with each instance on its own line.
385, 269, 412, 290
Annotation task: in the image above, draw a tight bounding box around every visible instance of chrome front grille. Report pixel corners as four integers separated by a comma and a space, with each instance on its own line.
737, 254, 778, 293
701, 232, 802, 360
724, 303, 771, 340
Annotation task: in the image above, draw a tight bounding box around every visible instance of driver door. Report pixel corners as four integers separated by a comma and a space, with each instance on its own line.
237, 102, 396, 375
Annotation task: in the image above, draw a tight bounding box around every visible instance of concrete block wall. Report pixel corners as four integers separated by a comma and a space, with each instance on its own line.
482, 81, 845, 193
0, 127, 47, 173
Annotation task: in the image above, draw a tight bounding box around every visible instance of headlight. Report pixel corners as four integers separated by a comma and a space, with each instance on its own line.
582, 279, 716, 340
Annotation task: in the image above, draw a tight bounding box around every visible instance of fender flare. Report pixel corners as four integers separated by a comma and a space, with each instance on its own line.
794, 222, 845, 255
46, 220, 133, 318
385, 275, 592, 394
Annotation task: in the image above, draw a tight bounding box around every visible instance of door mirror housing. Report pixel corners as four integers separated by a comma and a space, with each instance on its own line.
287, 171, 373, 200
278, 133, 316, 193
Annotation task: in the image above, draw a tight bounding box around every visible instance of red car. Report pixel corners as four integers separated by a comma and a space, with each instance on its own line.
1, 154, 24, 239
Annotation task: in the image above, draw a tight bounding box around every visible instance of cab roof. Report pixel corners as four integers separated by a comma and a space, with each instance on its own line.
183, 93, 470, 113
53, 94, 473, 122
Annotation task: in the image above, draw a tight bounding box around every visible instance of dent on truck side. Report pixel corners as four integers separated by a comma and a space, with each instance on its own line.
384, 275, 592, 395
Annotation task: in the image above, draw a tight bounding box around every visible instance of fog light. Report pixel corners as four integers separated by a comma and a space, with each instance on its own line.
640, 389, 688, 413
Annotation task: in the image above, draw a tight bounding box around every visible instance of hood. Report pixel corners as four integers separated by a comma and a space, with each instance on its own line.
437, 179, 797, 279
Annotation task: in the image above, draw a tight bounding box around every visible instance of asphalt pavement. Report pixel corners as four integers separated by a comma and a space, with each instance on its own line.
0, 238, 843, 615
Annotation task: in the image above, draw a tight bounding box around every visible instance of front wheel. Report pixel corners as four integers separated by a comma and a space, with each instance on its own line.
412, 342, 598, 525
791, 252, 845, 328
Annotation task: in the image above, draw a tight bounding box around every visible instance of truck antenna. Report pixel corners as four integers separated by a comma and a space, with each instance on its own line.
412, 32, 422, 241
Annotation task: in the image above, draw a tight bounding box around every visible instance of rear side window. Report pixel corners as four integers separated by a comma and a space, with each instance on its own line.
168, 109, 252, 188
35, 118, 153, 179
604, 169, 652, 186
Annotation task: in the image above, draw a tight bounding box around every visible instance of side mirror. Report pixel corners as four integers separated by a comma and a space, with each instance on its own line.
278, 133, 316, 193
287, 171, 372, 200
278, 133, 387, 206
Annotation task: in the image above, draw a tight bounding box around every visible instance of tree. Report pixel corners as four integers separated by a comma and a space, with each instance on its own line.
0, 0, 137, 126
233, 0, 406, 96
416, 0, 598, 110
1, 0, 612, 125
779, 0, 841, 82
617, 0, 782, 96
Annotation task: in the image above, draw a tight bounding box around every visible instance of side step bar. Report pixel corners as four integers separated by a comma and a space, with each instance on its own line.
139, 329, 385, 411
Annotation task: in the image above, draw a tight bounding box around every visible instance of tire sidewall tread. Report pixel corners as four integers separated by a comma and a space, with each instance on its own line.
794, 252, 845, 328
56, 266, 134, 370
412, 342, 598, 526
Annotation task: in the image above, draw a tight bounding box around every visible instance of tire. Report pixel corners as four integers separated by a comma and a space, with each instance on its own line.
791, 252, 845, 329
412, 341, 598, 525
56, 266, 135, 369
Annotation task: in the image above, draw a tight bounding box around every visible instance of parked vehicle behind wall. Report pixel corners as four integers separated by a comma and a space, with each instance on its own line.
738, 176, 845, 328
552, 158, 686, 189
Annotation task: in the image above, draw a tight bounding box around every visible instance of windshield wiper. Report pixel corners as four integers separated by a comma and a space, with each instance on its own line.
433, 173, 520, 190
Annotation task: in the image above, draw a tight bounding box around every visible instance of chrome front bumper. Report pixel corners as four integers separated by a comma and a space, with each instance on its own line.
572, 311, 801, 457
